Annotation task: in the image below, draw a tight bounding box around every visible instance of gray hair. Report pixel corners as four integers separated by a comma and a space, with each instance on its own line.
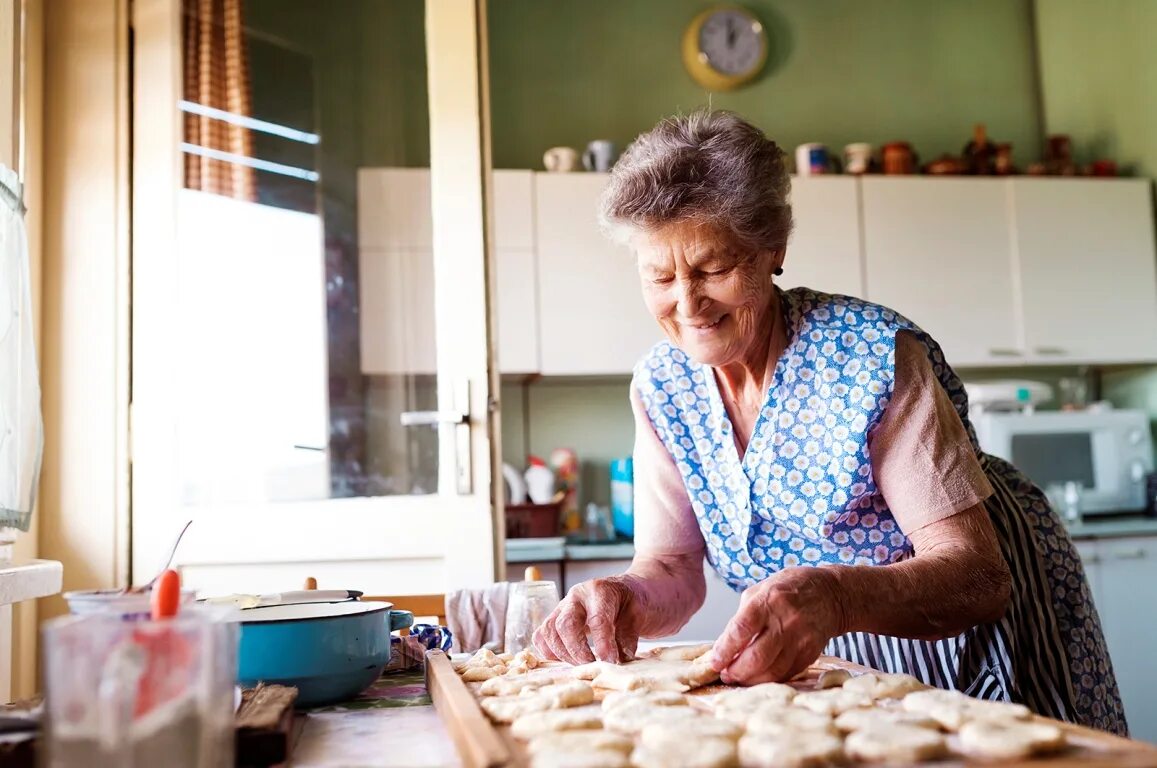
599, 109, 792, 254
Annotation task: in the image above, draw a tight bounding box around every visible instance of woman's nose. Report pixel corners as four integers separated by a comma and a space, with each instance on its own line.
675, 277, 705, 317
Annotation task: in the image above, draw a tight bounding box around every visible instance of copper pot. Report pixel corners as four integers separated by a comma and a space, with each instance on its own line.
882, 142, 917, 175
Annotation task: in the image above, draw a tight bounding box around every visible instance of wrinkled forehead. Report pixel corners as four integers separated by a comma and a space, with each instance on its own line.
631, 220, 738, 266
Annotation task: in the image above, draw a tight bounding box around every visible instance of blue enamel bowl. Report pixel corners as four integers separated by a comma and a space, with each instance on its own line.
235, 601, 413, 707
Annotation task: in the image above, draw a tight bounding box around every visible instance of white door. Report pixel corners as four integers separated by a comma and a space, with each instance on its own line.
1013, 178, 1157, 365
861, 178, 1021, 367
130, 0, 499, 595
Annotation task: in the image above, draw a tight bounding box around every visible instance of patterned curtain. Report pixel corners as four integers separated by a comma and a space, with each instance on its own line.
182, 0, 256, 201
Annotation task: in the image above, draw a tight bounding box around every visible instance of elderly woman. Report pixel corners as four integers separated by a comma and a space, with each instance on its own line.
532, 110, 1125, 734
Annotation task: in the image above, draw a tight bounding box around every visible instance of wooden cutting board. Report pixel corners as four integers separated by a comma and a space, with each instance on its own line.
426, 651, 1157, 768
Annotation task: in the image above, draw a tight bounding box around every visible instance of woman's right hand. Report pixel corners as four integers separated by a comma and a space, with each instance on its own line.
532, 575, 641, 664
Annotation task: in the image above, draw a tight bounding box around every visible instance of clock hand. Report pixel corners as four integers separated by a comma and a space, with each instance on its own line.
727, 19, 737, 48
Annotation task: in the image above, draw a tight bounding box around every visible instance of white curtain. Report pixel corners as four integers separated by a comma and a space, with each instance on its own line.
0, 164, 37, 530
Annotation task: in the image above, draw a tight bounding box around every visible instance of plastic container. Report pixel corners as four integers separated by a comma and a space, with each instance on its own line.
610, 457, 634, 538
523, 457, 555, 504
64, 589, 199, 622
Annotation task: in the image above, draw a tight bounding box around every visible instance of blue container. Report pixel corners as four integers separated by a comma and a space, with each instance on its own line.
610, 456, 634, 538
235, 601, 413, 707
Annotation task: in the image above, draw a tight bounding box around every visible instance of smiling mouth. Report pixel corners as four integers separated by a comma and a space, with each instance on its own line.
685, 316, 725, 331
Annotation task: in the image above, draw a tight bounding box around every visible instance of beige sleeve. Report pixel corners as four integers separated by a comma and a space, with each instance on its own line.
629, 382, 705, 556
869, 331, 994, 535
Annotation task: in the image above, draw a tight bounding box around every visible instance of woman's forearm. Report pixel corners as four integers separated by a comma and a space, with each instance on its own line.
623, 550, 707, 638
820, 507, 1012, 641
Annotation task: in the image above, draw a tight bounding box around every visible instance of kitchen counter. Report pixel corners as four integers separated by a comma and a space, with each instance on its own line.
505, 537, 635, 563
1063, 515, 1157, 540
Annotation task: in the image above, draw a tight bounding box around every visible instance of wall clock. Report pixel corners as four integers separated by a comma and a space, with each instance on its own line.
682, 5, 768, 92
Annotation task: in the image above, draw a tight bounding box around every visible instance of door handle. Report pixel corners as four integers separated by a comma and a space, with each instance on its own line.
399, 410, 468, 427
988, 348, 1023, 357
400, 381, 473, 495
1112, 549, 1147, 560
1034, 347, 1066, 356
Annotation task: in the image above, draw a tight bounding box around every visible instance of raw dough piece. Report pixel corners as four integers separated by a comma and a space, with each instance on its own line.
461, 664, 505, 683
534, 681, 596, 709
639, 718, 743, 749
834, 706, 940, 733
498, 651, 515, 663
602, 690, 688, 712
639, 643, 714, 662
629, 737, 737, 768
470, 647, 500, 666
842, 672, 924, 700
712, 682, 798, 710
901, 689, 1031, 731
511, 705, 605, 740
526, 730, 635, 755
588, 652, 719, 693
480, 694, 552, 723
603, 699, 706, 735
480, 674, 543, 697
816, 669, 851, 689
737, 731, 845, 768
530, 749, 630, 768
791, 688, 873, 716
744, 704, 837, 737
958, 719, 1066, 759
509, 648, 542, 675
571, 661, 612, 681
844, 724, 947, 763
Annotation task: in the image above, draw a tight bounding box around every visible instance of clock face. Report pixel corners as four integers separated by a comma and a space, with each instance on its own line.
697, 9, 766, 77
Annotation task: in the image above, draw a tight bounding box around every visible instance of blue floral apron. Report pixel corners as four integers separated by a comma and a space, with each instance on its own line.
634, 287, 1126, 735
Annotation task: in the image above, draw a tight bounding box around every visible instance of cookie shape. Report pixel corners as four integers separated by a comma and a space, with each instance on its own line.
511, 705, 605, 740
738, 731, 845, 768
792, 688, 873, 716
530, 748, 630, 768
845, 724, 947, 763
745, 704, 837, 737
630, 736, 737, 768
834, 706, 939, 733
526, 730, 634, 756
603, 699, 706, 735
958, 719, 1066, 759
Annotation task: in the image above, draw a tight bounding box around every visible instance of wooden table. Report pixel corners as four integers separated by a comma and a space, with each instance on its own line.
426, 652, 1157, 768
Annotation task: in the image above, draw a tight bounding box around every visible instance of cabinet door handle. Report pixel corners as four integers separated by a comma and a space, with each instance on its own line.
1034, 347, 1066, 355
1113, 549, 1147, 560
988, 348, 1024, 357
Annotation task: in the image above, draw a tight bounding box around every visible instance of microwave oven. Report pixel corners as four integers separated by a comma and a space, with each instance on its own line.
971, 409, 1154, 514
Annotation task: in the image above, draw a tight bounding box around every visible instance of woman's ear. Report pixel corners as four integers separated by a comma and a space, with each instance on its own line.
771, 250, 785, 277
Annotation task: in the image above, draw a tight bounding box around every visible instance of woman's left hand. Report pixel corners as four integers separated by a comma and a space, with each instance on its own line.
710, 566, 846, 685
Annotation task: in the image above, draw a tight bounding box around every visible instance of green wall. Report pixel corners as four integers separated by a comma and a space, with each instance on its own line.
1035, 0, 1157, 427
487, 0, 1042, 169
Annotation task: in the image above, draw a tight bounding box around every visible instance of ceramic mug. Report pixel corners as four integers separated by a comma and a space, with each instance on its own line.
844, 143, 872, 175
543, 146, 580, 173
795, 143, 831, 176
582, 140, 617, 172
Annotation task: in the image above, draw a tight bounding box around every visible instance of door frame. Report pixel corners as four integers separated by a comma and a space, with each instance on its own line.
130, 0, 501, 593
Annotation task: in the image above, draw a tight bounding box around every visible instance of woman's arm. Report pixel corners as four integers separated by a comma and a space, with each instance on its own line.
821, 504, 1011, 641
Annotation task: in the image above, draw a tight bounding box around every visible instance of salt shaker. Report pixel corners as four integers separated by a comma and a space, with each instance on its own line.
504, 566, 560, 654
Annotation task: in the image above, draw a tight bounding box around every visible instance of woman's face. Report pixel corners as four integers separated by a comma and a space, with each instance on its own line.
634, 220, 776, 367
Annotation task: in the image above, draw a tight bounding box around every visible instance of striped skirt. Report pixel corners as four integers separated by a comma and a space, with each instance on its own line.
824, 453, 1127, 735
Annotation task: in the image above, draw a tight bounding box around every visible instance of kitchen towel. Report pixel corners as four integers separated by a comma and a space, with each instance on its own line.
446, 582, 510, 654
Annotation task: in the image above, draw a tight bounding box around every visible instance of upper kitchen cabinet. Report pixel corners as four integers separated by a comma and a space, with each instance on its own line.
357, 168, 541, 375
784, 176, 864, 297
492, 171, 541, 374
534, 173, 661, 375
1012, 179, 1157, 364
861, 178, 1020, 367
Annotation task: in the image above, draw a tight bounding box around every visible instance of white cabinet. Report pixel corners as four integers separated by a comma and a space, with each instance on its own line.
357, 168, 541, 375
561, 558, 742, 644
1075, 535, 1157, 743
1013, 179, 1157, 364
534, 173, 661, 375
861, 178, 1020, 367
493, 171, 540, 373
784, 177, 865, 297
